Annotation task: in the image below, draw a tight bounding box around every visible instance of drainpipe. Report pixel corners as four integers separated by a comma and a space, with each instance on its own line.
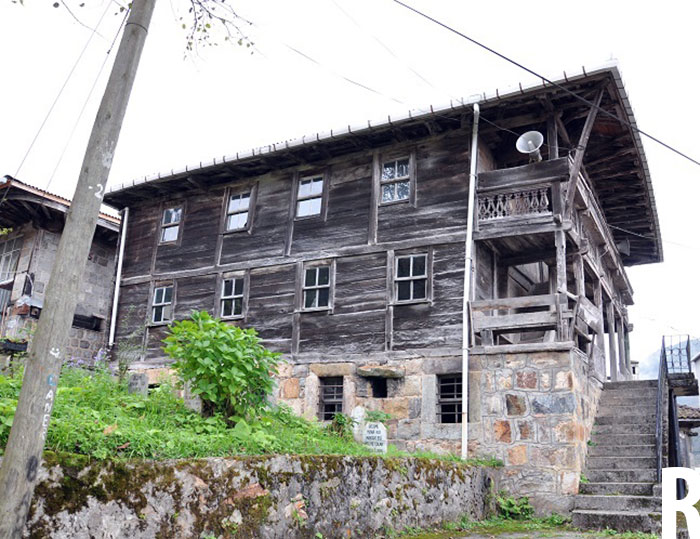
108, 206, 129, 347
461, 103, 480, 460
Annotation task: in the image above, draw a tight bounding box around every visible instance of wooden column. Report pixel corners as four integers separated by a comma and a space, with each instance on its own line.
594, 279, 605, 375
617, 314, 629, 380
554, 229, 567, 340
606, 301, 619, 382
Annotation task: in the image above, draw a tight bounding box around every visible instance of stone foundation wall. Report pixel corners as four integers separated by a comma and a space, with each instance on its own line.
17, 453, 500, 539
470, 345, 602, 514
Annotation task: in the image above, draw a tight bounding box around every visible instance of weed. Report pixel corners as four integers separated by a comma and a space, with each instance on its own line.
496, 491, 534, 520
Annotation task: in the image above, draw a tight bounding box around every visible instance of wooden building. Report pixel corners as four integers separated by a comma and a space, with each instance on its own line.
0, 177, 119, 363
104, 63, 662, 510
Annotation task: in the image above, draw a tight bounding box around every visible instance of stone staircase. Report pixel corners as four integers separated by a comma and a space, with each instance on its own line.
572, 380, 661, 534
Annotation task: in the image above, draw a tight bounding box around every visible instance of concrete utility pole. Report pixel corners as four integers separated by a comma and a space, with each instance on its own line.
0, 0, 157, 535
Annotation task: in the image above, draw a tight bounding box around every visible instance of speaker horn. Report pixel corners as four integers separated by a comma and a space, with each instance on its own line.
516, 131, 544, 162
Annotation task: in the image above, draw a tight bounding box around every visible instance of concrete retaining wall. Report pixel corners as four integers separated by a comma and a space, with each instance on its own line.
17, 453, 500, 538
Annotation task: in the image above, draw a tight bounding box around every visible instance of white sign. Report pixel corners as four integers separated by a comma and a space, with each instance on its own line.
362, 422, 387, 453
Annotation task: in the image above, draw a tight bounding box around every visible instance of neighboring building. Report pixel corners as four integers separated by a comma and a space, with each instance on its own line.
678, 405, 700, 469
0, 176, 119, 362
104, 63, 662, 511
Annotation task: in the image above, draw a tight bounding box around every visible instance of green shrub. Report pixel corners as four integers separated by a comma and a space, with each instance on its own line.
365, 410, 392, 425
326, 413, 356, 440
496, 491, 534, 520
163, 311, 280, 420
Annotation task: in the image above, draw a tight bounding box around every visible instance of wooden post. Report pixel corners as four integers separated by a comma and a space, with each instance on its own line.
593, 278, 605, 376
606, 301, 618, 382
617, 312, 628, 380
547, 115, 559, 160
0, 1, 157, 535
554, 229, 567, 340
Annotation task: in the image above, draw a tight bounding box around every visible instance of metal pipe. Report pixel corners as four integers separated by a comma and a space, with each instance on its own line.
461, 103, 480, 460
108, 206, 129, 347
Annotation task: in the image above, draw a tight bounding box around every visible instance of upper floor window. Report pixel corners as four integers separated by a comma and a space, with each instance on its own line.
226, 192, 251, 232
296, 176, 324, 218
437, 374, 462, 424
303, 265, 330, 310
152, 285, 173, 323
221, 276, 244, 318
160, 207, 182, 243
381, 158, 410, 204
395, 253, 427, 302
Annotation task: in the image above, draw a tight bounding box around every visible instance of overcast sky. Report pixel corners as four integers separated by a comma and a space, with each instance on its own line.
1, 0, 698, 370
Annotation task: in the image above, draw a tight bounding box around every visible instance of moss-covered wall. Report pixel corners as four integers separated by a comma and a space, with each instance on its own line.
16, 453, 500, 538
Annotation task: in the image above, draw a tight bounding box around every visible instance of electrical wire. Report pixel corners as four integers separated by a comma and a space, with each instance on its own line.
391, 0, 700, 168
608, 224, 700, 251
14, 1, 112, 178
46, 5, 130, 192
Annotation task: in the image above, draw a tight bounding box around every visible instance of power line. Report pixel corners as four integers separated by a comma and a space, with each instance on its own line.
46, 6, 130, 192
608, 224, 700, 251
14, 1, 112, 178
391, 0, 700, 168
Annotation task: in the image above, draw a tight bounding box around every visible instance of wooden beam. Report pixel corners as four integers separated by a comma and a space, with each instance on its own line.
564, 88, 605, 218
606, 301, 618, 382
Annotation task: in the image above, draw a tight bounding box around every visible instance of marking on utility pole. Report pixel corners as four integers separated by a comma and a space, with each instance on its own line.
49, 348, 60, 359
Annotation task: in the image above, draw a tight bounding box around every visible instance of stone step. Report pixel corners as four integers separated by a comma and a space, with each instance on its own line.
575, 494, 661, 512
603, 380, 657, 390
579, 482, 655, 496
588, 444, 655, 457
594, 414, 656, 425
596, 404, 656, 416
586, 469, 657, 483
572, 509, 660, 534
592, 423, 656, 435
587, 456, 656, 470
598, 391, 657, 403
590, 433, 656, 446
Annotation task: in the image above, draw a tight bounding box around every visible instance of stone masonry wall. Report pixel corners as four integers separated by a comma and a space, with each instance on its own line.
471, 346, 602, 514
16, 453, 500, 539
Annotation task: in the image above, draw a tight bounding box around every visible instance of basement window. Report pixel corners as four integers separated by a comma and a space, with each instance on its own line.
303, 265, 331, 310
381, 158, 410, 204
296, 176, 324, 218
160, 207, 182, 243
221, 277, 244, 318
226, 192, 251, 231
152, 285, 173, 324
437, 374, 462, 424
72, 314, 103, 332
395, 254, 427, 302
319, 376, 343, 420
369, 378, 388, 398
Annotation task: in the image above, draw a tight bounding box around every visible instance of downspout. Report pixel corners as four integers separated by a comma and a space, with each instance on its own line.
108, 206, 129, 347
461, 103, 479, 460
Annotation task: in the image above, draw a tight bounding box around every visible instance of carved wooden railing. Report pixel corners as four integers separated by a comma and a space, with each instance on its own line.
477, 187, 551, 221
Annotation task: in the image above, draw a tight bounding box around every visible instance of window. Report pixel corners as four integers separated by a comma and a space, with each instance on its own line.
226, 192, 251, 231
381, 158, 410, 204
152, 285, 173, 323
72, 314, 103, 332
296, 176, 324, 218
303, 266, 330, 310
160, 207, 182, 243
221, 277, 244, 318
319, 376, 343, 420
0, 236, 23, 316
369, 378, 388, 398
437, 374, 462, 424
395, 254, 427, 302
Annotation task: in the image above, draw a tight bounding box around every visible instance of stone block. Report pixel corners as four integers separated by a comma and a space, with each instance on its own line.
382, 397, 409, 419
408, 397, 421, 419
507, 445, 528, 466
310, 363, 354, 377
560, 471, 579, 495
292, 364, 309, 378
505, 393, 527, 416
493, 420, 512, 443
530, 446, 576, 469
553, 421, 577, 443
423, 357, 461, 375
277, 363, 293, 378
530, 393, 575, 415
516, 420, 533, 441
554, 370, 573, 391
482, 371, 494, 392
281, 378, 300, 399
515, 369, 538, 390
396, 419, 420, 439
527, 352, 570, 368
484, 394, 501, 415
540, 370, 552, 391
357, 365, 405, 378
495, 369, 513, 390
402, 375, 421, 396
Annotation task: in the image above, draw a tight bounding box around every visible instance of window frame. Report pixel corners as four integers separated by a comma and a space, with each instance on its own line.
158, 205, 184, 245
222, 184, 257, 235
150, 282, 175, 325
378, 152, 416, 207
298, 259, 335, 313
318, 376, 344, 421
392, 251, 431, 305
437, 373, 463, 424
293, 171, 329, 221
217, 271, 248, 320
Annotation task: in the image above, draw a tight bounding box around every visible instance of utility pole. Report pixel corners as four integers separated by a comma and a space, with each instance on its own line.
0, 0, 157, 535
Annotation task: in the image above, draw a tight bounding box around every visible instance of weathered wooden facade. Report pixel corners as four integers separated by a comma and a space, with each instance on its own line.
0, 177, 119, 364
105, 64, 662, 511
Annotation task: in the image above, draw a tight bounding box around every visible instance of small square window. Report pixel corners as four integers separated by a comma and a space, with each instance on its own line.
369, 378, 388, 398
395, 254, 428, 302
303, 266, 331, 310
380, 158, 411, 204
221, 277, 244, 318
319, 376, 343, 420
226, 192, 251, 231
437, 374, 462, 424
160, 207, 182, 243
152, 285, 173, 323
296, 176, 324, 218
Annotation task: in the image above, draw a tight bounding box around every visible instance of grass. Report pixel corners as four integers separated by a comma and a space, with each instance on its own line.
0, 365, 501, 465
